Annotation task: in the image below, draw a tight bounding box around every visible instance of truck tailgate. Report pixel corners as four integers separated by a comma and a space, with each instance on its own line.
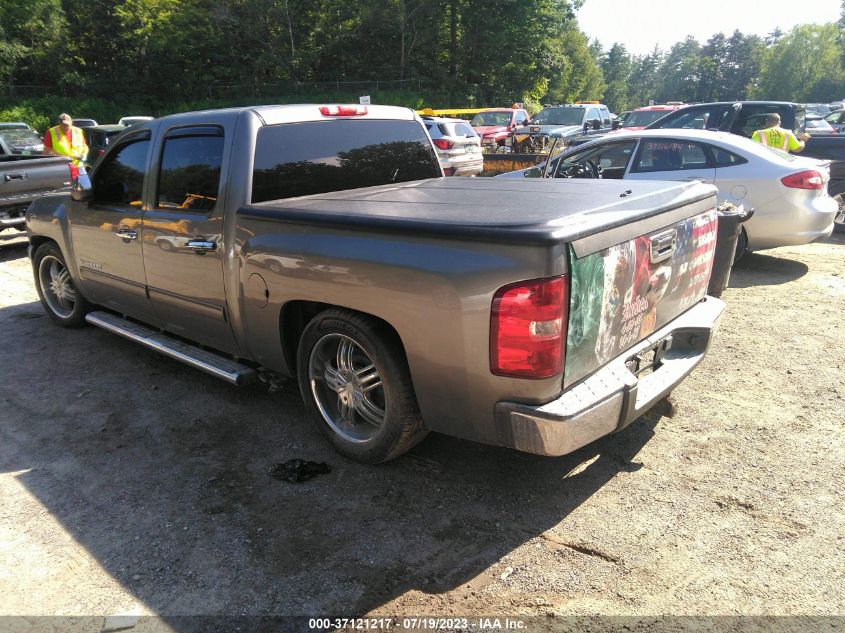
565, 207, 718, 386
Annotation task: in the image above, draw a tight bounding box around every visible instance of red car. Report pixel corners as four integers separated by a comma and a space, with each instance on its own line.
470, 108, 530, 148
618, 103, 684, 132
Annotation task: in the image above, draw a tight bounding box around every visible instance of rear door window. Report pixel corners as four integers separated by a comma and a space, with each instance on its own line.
710, 146, 747, 167
631, 139, 714, 173
156, 129, 224, 212
252, 119, 440, 203
441, 122, 475, 137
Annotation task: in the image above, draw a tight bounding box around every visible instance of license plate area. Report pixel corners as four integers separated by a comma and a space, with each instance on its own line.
626, 336, 673, 377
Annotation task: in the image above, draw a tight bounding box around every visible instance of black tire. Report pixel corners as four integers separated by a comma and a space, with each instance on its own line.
32, 242, 91, 327
733, 227, 749, 264
833, 193, 845, 234
296, 308, 428, 463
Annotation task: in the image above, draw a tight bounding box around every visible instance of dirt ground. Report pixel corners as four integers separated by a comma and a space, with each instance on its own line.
0, 230, 843, 632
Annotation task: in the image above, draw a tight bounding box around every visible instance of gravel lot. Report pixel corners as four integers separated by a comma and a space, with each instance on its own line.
0, 230, 843, 631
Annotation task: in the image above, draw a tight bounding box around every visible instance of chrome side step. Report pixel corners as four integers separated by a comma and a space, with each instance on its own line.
85, 310, 257, 386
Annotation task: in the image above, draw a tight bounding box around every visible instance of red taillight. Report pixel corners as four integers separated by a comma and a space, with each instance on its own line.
98, 148, 105, 156
68, 162, 79, 181
490, 276, 568, 379
781, 170, 824, 190
319, 105, 368, 116
432, 138, 454, 150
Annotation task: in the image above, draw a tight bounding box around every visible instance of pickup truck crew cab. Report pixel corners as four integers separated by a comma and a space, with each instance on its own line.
27, 104, 725, 462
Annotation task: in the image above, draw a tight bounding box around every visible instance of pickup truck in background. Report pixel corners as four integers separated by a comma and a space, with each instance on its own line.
27, 104, 725, 462
470, 107, 531, 150
1, 129, 71, 235
507, 103, 614, 153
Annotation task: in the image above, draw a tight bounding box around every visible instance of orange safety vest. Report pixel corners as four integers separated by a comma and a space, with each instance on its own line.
49, 125, 87, 166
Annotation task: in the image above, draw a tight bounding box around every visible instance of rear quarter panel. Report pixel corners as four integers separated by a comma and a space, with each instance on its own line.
236, 218, 569, 447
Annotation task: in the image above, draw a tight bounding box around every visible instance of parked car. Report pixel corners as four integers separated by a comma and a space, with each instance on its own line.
805, 103, 832, 117
118, 116, 154, 127
0, 126, 45, 155
72, 118, 98, 129
617, 103, 684, 131
469, 108, 530, 149
823, 110, 845, 133
804, 114, 837, 136
26, 104, 725, 463
422, 116, 483, 176
498, 129, 837, 258
508, 102, 613, 152
0, 122, 35, 131
82, 124, 126, 170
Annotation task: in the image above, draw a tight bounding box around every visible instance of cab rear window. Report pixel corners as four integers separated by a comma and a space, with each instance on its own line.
252, 119, 440, 203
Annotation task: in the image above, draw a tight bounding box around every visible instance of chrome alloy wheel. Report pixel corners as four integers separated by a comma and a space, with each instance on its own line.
38, 255, 77, 318
308, 333, 386, 443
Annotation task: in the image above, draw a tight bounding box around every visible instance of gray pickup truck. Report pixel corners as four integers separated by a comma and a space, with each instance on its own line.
26, 104, 725, 462
1, 126, 71, 235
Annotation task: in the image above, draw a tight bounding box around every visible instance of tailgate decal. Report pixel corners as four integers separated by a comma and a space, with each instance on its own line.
565, 210, 718, 385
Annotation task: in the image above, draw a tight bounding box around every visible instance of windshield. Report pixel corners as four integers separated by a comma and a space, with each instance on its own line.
806, 104, 831, 116
471, 112, 511, 127
0, 128, 43, 148
532, 107, 586, 126
624, 110, 672, 127
806, 118, 832, 129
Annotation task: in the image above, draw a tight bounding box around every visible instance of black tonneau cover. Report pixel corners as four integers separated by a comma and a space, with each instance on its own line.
240, 178, 716, 254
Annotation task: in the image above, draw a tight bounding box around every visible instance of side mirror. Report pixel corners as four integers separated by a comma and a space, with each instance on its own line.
612, 120, 623, 130
523, 166, 543, 178
70, 167, 93, 202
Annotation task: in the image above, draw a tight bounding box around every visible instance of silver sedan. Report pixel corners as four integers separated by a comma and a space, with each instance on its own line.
499, 129, 837, 257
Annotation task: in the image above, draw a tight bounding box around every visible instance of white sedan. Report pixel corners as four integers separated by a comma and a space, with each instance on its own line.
499, 129, 837, 258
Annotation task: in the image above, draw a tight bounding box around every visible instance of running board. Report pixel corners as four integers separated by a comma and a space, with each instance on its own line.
85, 311, 257, 386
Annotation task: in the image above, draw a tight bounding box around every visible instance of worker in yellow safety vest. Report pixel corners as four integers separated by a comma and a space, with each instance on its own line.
43, 113, 88, 166
751, 113, 810, 153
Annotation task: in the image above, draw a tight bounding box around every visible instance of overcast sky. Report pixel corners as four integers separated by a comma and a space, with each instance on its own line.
577, 0, 843, 55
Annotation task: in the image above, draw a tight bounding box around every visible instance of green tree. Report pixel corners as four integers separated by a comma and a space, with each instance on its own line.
627, 47, 662, 108
656, 36, 701, 102
0, 0, 64, 90
601, 42, 631, 113
754, 23, 844, 101
722, 31, 765, 99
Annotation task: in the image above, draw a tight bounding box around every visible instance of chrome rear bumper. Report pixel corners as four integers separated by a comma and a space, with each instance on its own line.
495, 296, 726, 456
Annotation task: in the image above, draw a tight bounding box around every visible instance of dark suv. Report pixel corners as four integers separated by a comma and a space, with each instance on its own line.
644, 101, 806, 138
82, 125, 126, 170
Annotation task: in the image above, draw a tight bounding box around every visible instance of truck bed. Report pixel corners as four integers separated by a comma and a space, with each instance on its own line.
1, 155, 71, 231
242, 178, 715, 254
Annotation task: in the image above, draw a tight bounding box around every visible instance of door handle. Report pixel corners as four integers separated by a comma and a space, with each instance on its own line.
186, 239, 216, 253
4, 172, 26, 181
650, 229, 677, 264
115, 228, 137, 240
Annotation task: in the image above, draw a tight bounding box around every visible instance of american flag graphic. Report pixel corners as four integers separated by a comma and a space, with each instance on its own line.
681, 211, 718, 303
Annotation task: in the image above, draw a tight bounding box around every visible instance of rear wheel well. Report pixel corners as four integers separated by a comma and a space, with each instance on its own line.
279, 301, 407, 375
28, 235, 55, 252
